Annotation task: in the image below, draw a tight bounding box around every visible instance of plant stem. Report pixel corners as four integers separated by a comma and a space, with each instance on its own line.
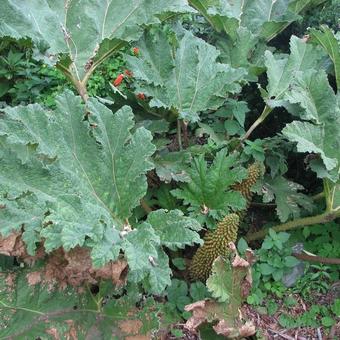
311, 191, 324, 201
180, 120, 189, 148
242, 105, 272, 141
140, 198, 153, 214
293, 253, 340, 265
177, 119, 183, 151
246, 210, 340, 241
56, 63, 89, 102
82, 40, 127, 86
74, 80, 89, 102
250, 202, 276, 208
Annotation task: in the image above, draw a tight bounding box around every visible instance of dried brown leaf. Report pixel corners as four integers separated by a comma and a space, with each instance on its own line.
239, 321, 256, 337
46, 327, 60, 340
213, 320, 232, 336
26, 271, 42, 286
184, 300, 224, 331
125, 335, 151, 340
65, 320, 77, 340
5, 273, 16, 288
0, 232, 22, 256
119, 320, 143, 335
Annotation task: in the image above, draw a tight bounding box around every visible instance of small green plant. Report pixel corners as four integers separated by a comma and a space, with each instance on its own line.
246, 229, 300, 304
293, 264, 332, 299
279, 303, 337, 329
165, 279, 210, 320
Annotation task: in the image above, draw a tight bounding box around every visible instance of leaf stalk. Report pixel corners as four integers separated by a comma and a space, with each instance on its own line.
246, 209, 340, 241
242, 105, 272, 141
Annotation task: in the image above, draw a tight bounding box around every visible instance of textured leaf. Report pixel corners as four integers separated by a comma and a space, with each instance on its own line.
309, 25, 340, 90
126, 29, 246, 122
146, 209, 202, 250
262, 176, 314, 222
171, 149, 247, 221
0, 195, 44, 255
186, 248, 255, 337
189, 0, 307, 41
206, 256, 233, 303
216, 27, 267, 80
123, 223, 160, 276
0, 272, 160, 339
145, 248, 172, 294
0, 0, 193, 80
154, 151, 192, 183
264, 35, 323, 108
0, 91, 155, 265
282, 70, 340, 182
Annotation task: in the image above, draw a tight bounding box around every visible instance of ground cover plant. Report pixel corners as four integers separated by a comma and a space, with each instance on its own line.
0, 0, 339, 339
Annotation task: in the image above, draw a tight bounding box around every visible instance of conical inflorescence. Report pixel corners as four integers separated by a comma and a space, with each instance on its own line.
190, 214, 240, 282
189, 163, 261, 282
233, 162, 261, 205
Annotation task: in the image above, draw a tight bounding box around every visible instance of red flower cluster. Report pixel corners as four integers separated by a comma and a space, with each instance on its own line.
124, 69, 133, 77
133, 47, 139, 56
113, 74, 124, 87
136, 93, 145, 100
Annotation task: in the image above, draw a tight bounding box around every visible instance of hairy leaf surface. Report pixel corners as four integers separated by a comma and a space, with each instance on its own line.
126, 29, 246, 122
0, 0, 193, 80
0, 272, 160, 339
172, 149, 247, 222
264, 36, 323, 108
146, 209, 202, 250
282, 70, 340, 182
188, 0, 311, 41
0, 91, 155, 264
262, 176, 314, 222
309, 25, 340, 90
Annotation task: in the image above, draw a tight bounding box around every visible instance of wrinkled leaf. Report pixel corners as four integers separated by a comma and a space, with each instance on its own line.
127, 28, 246, 122
309, 25, 340, 90
0, 0, 193, 81
264, 35, 323, 108
154, 151, 192, 183
282, 70, 340, 182
0, 91, 156, 268
146, 209, 202, 250
262, 176, 314, 222
0, 272, 160, 339
189, 0, 311, 41
171, 149, 247, 220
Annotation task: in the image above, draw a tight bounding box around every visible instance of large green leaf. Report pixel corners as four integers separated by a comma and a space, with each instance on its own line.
124, 210, 202, 292
0, 91, 155, 264
0, 272, 160, 339
154, 150, 192, 183
126, 29, 246, 122
0, 91, 203, 292
264, 35, 323, 109
282, 70, 340, 182
262, 176, 314, 222
0, 0, 193, 81
171, 149, 247, 224
123, 223, 173, 294
146, 209, 202, 250
188, 0, 314, 41
309, 25, 340, 91
216, 27, 267, 81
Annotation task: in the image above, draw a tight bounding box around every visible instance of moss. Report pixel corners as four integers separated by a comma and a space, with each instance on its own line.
190, 214, 240, 282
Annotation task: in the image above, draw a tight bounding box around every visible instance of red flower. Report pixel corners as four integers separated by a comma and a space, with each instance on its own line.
133, 47, 139, 56
113, 74, 124, 86
124, 69, 133, 77
136, 93, 145, 100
